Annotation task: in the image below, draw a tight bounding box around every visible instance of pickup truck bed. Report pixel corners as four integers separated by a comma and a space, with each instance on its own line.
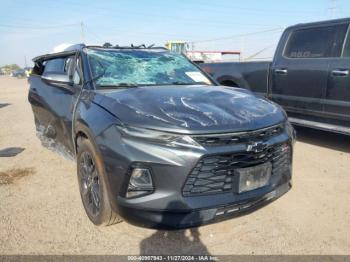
201, 61, 270, 96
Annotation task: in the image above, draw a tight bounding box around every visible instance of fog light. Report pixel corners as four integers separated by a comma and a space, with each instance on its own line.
126, 168, 154, 198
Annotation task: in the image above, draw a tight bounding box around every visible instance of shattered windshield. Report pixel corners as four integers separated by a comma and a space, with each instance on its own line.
86, 48, 212, 88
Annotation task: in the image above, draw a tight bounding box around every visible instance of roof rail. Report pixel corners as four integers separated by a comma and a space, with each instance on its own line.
89, 43, 168, 50
32, 43, 169, 62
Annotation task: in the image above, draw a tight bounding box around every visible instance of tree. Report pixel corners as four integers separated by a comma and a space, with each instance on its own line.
0, 64, 21, 74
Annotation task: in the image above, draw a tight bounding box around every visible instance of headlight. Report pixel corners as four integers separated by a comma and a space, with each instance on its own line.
285, 120, 296, 142
116, 125, 203, 149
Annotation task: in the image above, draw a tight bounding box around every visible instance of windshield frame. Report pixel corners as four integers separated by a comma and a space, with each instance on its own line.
84, 47, 217, 90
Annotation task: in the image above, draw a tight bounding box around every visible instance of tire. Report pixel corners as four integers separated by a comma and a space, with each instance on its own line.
76, 137, 122, 226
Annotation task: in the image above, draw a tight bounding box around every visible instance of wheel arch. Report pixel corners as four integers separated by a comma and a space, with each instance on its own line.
73, 119, 120, 211
74, 122, 98, 155
216, 75, 243, 88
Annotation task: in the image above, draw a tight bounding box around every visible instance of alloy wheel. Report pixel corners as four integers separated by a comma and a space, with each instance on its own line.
79, 151, 100, 216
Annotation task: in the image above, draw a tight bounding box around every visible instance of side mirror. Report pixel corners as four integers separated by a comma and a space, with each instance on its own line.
41, 72, 74, 90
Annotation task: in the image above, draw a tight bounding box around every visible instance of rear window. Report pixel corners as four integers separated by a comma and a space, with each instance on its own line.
284, 25, 348, 58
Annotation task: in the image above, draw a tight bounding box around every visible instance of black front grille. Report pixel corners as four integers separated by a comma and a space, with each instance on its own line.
182, 143, 291, 196
192, 124, 284, 147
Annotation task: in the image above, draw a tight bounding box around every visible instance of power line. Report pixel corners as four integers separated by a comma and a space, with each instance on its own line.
157, 0, 321, 15
83, 24, 106, 43
191, 28, 284, 44
53, 0, 322, 17
12, 0, 312, 29
0, 17, 280, 34
0, 23, 80, 30
2, 2, 314, 34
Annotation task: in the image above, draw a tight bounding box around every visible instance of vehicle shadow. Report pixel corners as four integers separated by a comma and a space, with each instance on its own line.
139, 201, 210, 255
139, 228, 210, 255
0, 103, 11, 108
295, 126, 350, 153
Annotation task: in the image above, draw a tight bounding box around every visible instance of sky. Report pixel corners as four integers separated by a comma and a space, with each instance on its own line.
0, 0, 349, 67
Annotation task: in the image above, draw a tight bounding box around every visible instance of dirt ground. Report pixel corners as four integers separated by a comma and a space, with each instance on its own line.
0, 76, 349, 255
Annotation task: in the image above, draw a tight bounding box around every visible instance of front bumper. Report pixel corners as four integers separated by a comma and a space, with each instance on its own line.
96, 123, 294, 229
117, 181, 291, 229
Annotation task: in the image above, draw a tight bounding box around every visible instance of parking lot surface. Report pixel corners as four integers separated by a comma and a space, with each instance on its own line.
0, 76, 350, 255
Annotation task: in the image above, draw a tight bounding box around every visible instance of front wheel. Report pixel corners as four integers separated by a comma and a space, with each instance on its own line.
76, 137, 122, 226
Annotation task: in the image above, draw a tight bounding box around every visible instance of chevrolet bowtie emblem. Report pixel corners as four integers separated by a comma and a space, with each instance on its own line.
246, 141, 268, 153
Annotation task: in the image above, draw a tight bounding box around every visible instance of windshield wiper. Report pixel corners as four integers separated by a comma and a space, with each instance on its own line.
171, 81, 209, 86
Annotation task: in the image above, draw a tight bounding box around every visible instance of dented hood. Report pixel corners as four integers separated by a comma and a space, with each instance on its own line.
92, 85, 285, 134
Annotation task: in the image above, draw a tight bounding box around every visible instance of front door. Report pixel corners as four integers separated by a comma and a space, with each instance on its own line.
28, 53, 83, 158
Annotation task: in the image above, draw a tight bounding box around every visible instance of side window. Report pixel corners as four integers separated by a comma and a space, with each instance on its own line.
342, 26, 350, 58
284, 25, 348, 58
43, 56, 74, 74
333, 24, 349, 57
44, 58, 65, 73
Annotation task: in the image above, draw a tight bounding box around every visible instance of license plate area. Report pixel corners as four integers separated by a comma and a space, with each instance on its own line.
234, 162, 272, 193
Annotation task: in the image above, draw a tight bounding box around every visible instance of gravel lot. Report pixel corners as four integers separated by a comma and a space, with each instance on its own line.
0, 76, 350, 255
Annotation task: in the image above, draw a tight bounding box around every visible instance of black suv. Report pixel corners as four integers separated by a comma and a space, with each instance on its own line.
28, 44, 295, 229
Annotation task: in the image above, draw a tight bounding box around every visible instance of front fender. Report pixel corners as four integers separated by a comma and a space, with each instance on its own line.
74, 96, 123, 210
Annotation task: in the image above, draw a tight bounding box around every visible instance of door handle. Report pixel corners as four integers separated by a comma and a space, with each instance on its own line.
274, 68, 288, 75
331, 69, 349, 77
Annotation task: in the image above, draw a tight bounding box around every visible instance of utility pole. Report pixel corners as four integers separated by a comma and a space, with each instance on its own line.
80, 22, 85, 43
328, 0, 339, 19
24, 56, 27, 68
240, 36, 245, 62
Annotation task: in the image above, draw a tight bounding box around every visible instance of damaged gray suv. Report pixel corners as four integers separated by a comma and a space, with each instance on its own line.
28, 44, 295, 229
